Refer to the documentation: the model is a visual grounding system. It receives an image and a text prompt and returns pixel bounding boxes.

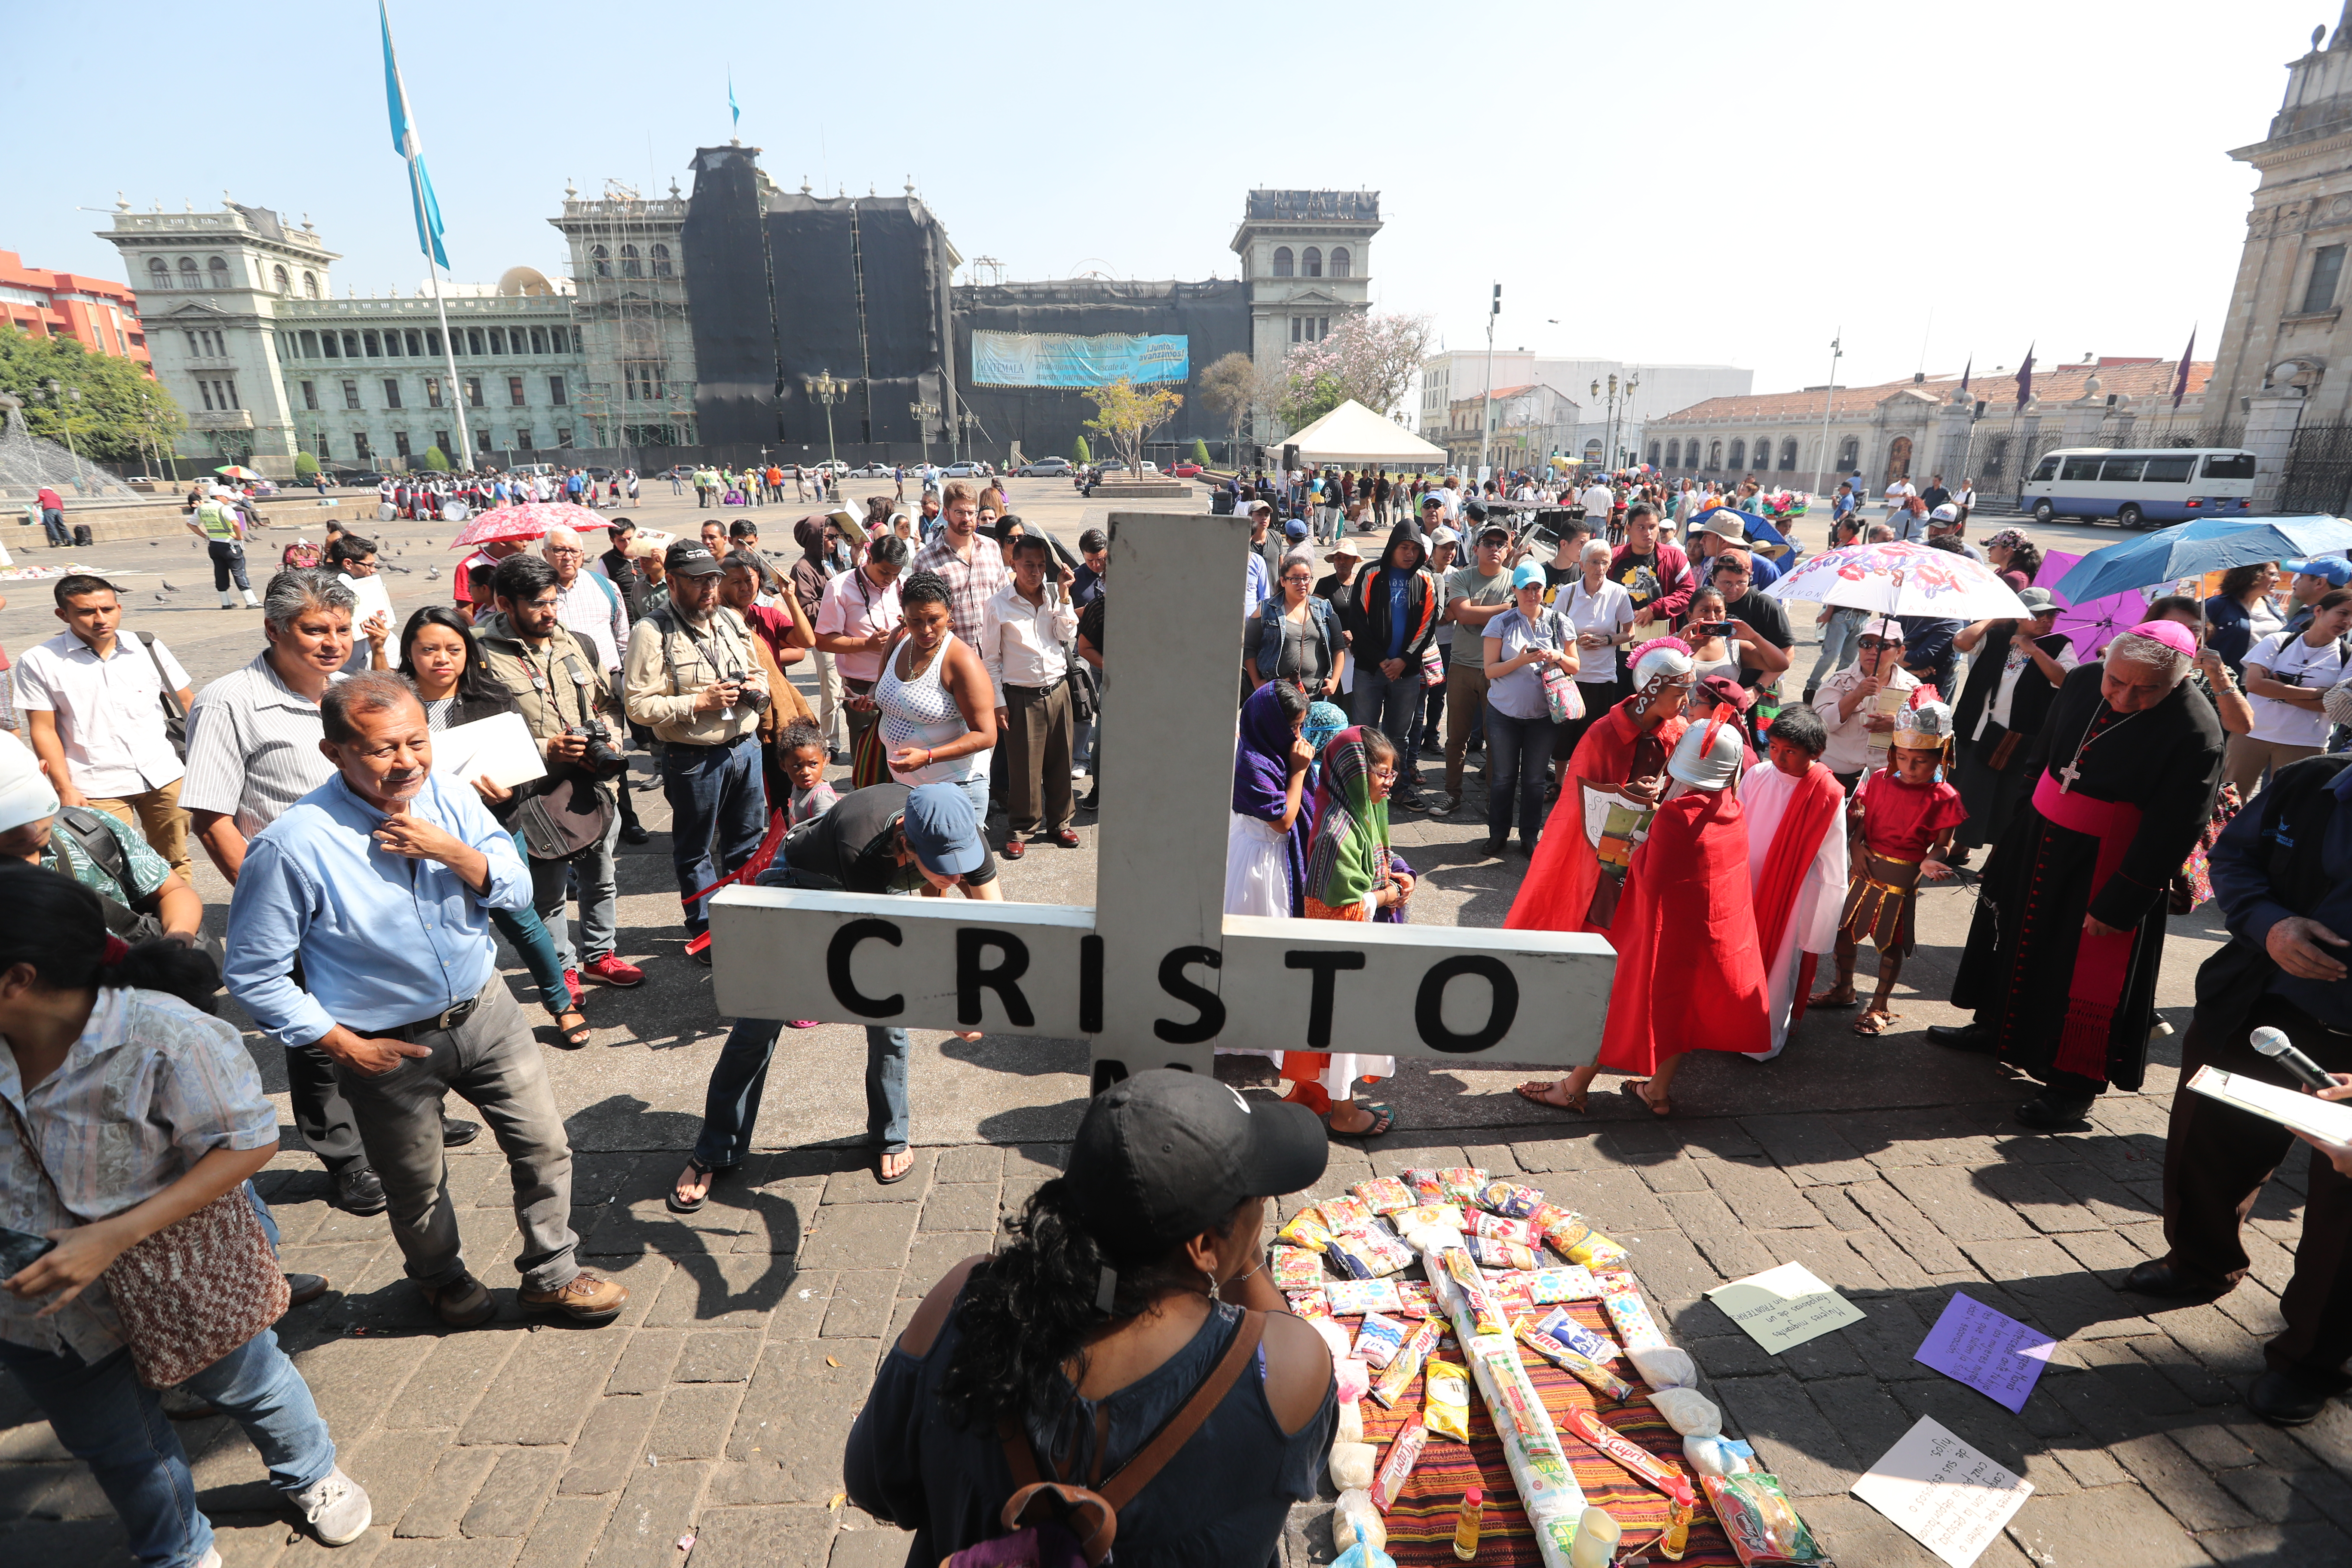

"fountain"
[0,393,141,503]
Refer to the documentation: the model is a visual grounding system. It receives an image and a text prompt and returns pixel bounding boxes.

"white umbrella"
[1765,541,2032,621]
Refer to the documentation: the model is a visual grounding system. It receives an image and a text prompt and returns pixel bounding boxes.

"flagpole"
[409,153,475,475]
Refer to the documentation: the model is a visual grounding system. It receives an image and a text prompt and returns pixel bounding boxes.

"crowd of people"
[9,458,2352,1562]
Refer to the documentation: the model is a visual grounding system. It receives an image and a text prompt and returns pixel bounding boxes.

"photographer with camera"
[625,543,772,954]
[475,554,646,997]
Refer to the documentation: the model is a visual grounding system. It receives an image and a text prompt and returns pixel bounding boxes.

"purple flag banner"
[2173,328,2196,410]
[2015,344,2035,411]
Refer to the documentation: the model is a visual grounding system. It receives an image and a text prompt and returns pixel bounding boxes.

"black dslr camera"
[567,719,631,780]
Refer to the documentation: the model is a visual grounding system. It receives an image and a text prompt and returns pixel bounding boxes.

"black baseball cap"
[1463,499,1489,523]
[664,542,724,577]
[1066,1070,1327,1259]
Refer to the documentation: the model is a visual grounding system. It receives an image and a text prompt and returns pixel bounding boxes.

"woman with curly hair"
[1981,529,2043,585]
[845,1070,1333,1566]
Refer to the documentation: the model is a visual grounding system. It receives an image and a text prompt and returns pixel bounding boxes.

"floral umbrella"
[1764,540,2032,620]
[448,500,607,549]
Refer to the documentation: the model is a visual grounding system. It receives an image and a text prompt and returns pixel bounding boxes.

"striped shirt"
[0,986,277,1357]
[180,652,347,840]
[912,530,1009,653]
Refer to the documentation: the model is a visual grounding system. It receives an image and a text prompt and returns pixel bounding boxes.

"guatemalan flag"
[381,0,449,270]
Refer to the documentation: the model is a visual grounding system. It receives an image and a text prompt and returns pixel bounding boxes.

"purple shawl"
[1234,683,1316,916]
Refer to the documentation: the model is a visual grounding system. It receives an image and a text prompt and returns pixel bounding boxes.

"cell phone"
[1695,621,1734,639]
[0,1224,57,1281]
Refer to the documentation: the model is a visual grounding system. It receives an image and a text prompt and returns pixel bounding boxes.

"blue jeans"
[661,734,767,936]
[529,806,619,968]
[1806,606,1865,692]
[1352,662,1423,791]
[693,1020,910,1163]
[42,507,69,546]
[1485,701,1560,848]
[0,1329,337,1568]
[492,829,571,1010]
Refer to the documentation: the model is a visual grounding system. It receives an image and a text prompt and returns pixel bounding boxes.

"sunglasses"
[1856,637,1898,650]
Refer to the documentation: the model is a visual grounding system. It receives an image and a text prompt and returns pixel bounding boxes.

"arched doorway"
[1885,436,1913,483]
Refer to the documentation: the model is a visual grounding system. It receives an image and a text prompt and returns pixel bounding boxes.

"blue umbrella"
[1690,507,1793,551]
[2050,515,2352,602]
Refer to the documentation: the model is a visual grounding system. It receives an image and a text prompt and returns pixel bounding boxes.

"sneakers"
[1426,795,1461,817]
[290,1465,372,1546]
[518,1271,628,1324]
[420,1271,496,1328]
[562,969,585,1007]
[583,954,644,988]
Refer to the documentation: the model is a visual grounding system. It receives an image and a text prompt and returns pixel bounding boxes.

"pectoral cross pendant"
[2058,761,2081,793]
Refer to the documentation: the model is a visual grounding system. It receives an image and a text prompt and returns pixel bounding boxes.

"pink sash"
[2030,770,2144,1078]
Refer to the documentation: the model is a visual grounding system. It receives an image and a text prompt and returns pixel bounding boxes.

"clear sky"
[8,0,2319,407]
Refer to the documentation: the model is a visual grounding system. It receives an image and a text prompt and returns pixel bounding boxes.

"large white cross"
[711,511,1616,1093]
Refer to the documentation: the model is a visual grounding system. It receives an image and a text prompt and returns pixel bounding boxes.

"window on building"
[353,432,371,461]
[178,257,199,287]
[1648,441,1662,467]
[1291,317,1302,343]
[549,375,567,406]
[2306,245,2346,314]
[303,271,319,299]
[650,243,673,276]
[1303,247,1323,278]
[426,377,443,408]
[619,244,642,278]
[314,434,331,460]
[1779,438,1798,471]
[466,376,483,407]
[530,326,548,355]
[343,331,361,358]
[343,380,361,410]
[404,330,423,357]
[1707,440,1723,470]
[147,258,169,289]
[1272,247,1293,278]
[1728,439,1746,470]
[184,331,199,355]
[514,428,534,450]
[273,265,290,295]
[1331,247,1351,279]
[468,328,484,355]
[207,256,229,288]
[1836,436,1859,470]
[321,331,340,359]
[1319,317,1329,339]
[197,381,214,412]
[384,378,403,410]
[487,328,505,355]
[301,380,318,411]
[590,245,610,278]
[394,431,412,459]
[555,428,572,447]
[299,330,317,357]
[474,428,490,453]
[1665,439,1681,468]
[222,380,239,408]
[435,431,452,456]
[426,330,442,355]
[508,376,526,407]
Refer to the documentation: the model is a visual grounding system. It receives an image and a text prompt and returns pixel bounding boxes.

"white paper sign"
[430,711,547,791]
[1705,1262,1866,1354]
[340,571,395,638]
[1851,1415,2034,1568]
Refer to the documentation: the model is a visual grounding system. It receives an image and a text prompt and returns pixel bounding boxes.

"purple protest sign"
[1913,1292,2057,1413]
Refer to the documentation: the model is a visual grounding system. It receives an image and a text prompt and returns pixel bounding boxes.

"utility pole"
[1810,330,1843,503]
[804,371,844,469]
[1476,282,1499,478]
[910,399,938,467]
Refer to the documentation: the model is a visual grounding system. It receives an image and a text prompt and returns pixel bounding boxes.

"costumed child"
[1738,706,1849,1061]
[1580,705,1774,1117]
[1810,690,1967,1036]
[1289,724,1408,1139]
[1511,636,1696,1112]
[1219,680,1317,1089]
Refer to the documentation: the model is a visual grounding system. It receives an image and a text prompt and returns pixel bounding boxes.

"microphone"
[2251,1026,2341,1092]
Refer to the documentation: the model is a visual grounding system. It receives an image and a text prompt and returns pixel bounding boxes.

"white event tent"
[1278,399,1448,468]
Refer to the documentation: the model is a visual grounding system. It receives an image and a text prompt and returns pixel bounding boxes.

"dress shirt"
[223,773,530,1050]
[0,986,276,1357]
[179,653,346,839]
[1242,552,1270,618]
[911,532,1009,651]
[980,580,1078,693]
[13,630,190,796]
[553,569,628,673]
[816,566,904,682]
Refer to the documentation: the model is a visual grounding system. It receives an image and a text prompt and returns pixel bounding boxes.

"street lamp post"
[957,410,979,466]
[910,400,938,467]
[803,371,844,470]
[1810,331,1843,503]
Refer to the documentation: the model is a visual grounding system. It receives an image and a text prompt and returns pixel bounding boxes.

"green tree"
[422,443,451,472]
[1191,437,1212,467]
[1081,377,1184,475]
[1277,372,1347,430]
[293,449,320,480]
[1195,351,1266,456]
[0,328,187,468]
[1070,434,1092,464]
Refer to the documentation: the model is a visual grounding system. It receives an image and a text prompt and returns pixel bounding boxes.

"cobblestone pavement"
[3,490,2340,1565]
[6,1089,2348,1568]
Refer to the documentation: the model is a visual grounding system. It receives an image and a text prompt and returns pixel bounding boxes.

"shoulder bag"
[135,633,188,761]
[3,1093,286,1388]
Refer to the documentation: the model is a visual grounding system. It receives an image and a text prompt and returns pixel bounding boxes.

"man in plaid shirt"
[910,481,1008,651]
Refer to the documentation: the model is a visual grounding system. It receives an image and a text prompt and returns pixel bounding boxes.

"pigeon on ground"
[426,567,441,581]
[160,581,178,592]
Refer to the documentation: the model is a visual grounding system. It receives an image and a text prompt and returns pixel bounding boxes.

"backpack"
[52,808,166,943]
[281,539,322,569]
[944,1310,1264,1568]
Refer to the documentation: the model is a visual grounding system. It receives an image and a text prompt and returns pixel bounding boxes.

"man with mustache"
[223,672,628,1330]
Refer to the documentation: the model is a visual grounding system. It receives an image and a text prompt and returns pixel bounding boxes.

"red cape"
[1596,787,1772,1072]
[1752,763,1845,964]
[1505,700,1690,935]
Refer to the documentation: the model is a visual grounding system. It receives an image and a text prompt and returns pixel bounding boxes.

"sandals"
[1853,1009,1900,1037]
[667,1157,738,1214]
[1514,1081,1589,1114]
[1624,1081,1673,1118]
[549,1007,592,1048]
[876,1149,914,1185]
[1807,986,1861,1012]
[1326,1102,1395,1140]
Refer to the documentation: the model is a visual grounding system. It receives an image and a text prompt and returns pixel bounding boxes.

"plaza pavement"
[0,481,2340,1565]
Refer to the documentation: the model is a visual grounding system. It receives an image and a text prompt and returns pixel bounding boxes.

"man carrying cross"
[1932,622,2226,1128]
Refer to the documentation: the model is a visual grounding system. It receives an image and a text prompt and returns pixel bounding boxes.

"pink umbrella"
[2040,550,2157,662]
[448,500,606,549]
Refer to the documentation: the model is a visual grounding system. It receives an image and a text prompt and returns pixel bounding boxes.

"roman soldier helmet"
[1667,705,1748,792]
[1890,688,1955,756]
[1629,637,1696,695]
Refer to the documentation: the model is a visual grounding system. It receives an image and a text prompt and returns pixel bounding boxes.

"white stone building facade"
[1231,191,1378,440]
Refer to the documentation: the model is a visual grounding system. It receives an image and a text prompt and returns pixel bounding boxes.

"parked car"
[850,461,896,477]
[1016,457,1072,476]
[659,464,697,480]
[813,459,851,477]
[584,466,615,481]
[942,461,982,478]
[1170,460,1203,478]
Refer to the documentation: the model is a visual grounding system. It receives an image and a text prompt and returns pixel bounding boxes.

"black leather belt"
[386,995,480,1040]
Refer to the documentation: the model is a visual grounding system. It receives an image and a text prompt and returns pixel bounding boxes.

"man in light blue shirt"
[224,672,629,1331]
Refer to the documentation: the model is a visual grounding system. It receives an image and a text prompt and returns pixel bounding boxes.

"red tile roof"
[1650,361,2213,425]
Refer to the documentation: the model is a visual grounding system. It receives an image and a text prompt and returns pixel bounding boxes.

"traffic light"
[1491,284,1501,316]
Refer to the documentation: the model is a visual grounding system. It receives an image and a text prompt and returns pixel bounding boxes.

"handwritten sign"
[1704,1262,1865,1354]
[1913,1292,2056,1412]
[1851,1415,2034,1568]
